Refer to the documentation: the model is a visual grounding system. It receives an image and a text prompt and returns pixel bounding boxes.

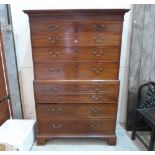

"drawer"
[35,93,119,103]
[33,47,120,62]
[34,81,120,93]
[37,118,116,135]
[37,103,117,118]
[34,62,119,80]
[31,33,121,47]
[30,21,122,35]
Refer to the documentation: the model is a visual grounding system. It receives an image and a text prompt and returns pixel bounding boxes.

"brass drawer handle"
[90,124,101,128]
[91,67,104,74]
[94,36,104,43]
[49,67,60,73]
[94,24,106,31]
[48,51,61,58]
[92,84,103,91]
[50,95,61,101]
[51,124,62,129]
[90,107,102,113]
[48,24,59,31]
[92,51,104,57]
[92,95,103,101]
[48,36,58,44]
[51,107,62,112]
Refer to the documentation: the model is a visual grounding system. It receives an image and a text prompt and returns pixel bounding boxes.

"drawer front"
[35,93,118,103]
[35,94,78,103]
[37,103,117,118]
[33,47,120,62]
[30,21,122,35]
[31,33,120,47]
[34,62,119,80]
[38,118,115,135]
[34,81,120,93]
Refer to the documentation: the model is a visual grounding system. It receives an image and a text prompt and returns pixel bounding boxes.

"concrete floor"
[31,124,142,151]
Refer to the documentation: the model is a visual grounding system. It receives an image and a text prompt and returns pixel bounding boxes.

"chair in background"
[131,81,155,151]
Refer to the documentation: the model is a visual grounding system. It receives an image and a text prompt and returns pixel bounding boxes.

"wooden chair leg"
[148,129,155,151]
[131,112,138,140]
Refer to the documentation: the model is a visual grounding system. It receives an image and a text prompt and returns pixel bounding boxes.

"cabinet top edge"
[23,9,129,16]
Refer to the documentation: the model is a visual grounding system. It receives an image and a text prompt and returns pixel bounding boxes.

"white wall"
[10,2,131,123]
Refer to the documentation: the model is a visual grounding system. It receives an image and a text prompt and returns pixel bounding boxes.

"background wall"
[10,2,131,123]
[0,4,23,119]
[127,4,155,129]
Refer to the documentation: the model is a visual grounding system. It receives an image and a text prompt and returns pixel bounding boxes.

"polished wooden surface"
[38,118,115,135]
[33,47,120,62]
[30,21,122,35]
[25,9,128,145]
[24,9,129,21]
[34,81,120,93]
[37,103,117,118]
[34,62,119,80]
[35,93,119,103]
[32,33,121,47]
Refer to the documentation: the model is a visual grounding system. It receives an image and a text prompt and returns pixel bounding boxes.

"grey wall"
[0,4,23,118]
[127,4,155,130]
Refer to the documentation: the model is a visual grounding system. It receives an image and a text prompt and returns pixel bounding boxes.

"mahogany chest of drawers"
[24,9,128,145]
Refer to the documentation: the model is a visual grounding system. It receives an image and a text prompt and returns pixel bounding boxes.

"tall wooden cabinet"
[24,9,128,145]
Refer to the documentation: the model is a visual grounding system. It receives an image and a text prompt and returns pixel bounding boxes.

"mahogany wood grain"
[24,9,129,145]
[35,93,119,103]
[32,47,120,62]
[34,62,119,80]
[37,103,117,118]
[34,81,120,93]
[30,21,122,35]
[37,118,116,135]
[31,33,121,47]
[24,9,129,21]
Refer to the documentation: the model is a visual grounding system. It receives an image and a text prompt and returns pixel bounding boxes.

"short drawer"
[37,103,117,118]
[35,93,119,103]
[30,21,122,35]
[37,118,116,135]
[32,47,120,62]
[31,33,121,47]
[34,81,120,93]
[34,62,119,80]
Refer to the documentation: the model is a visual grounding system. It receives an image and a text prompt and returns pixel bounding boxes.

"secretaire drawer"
[30,21,122,35]
[31,33,121,47]
[34,62,119,80]
[32,47,120,62]
[37,118,116,135]
[37,103,117,118]
[34,81,120,93]
[35,93,119,103]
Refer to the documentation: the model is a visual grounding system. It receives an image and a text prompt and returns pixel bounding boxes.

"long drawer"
[35,93,119,103]
[38,118,116,135]
[34,81,120,93]
[32,47,120,62]
[34,62,119,80]
[37,103,117,118]
[30,21,122,35]
[31,33,121,47]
